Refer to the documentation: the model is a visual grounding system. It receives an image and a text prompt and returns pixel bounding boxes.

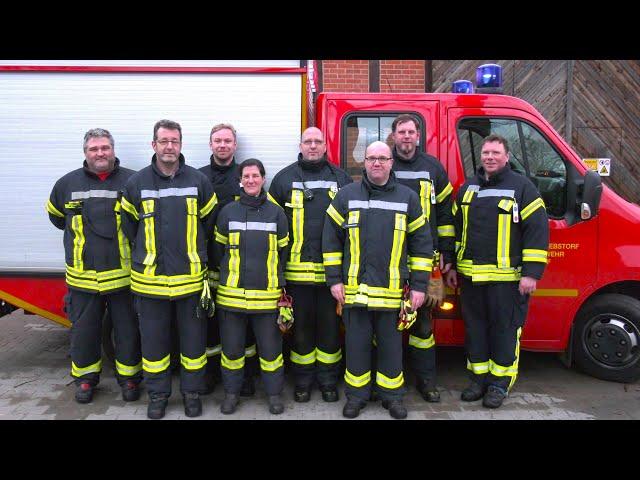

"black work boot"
[240,376,256,397]
[482,385,507,409]
[416,379,440,403]
[382,399,408,419]
[268,394,285,414]
[220,393,239,415]
[342,399,366,419]
[294,385,311,403]
[121,380,141,402]
[183,392,202,417]
[320,385,339,403]
[75,382,94,404]
[147,394,168,420]
[461,381,486,402]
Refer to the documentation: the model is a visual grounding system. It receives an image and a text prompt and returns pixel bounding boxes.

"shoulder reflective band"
[394,171,430,180]
[477,189,515,198]
[228,221,278,232]
[462,185,479,204]
[290,190,305,263]
[71,215,85,270]
[186,198,201,275]
[520,198,546,221]
[267,234,279,289]
[46,200,64,217]
[389,213,407,290]
[291,180,338,190]
[348,200,408,212]
[141,187,198,198]
[347,210,361,286]
[227,232,241,287]
[71,190,119,199]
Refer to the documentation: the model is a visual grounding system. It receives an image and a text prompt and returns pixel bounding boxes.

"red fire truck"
[1,61,638,383]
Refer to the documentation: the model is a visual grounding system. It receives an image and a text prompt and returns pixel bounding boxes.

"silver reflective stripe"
[394,171,430,180]
[477,189,515,198]
[228,221,277,232]
[468,185,480,192]
[347,200,408,212]
[141,187,198,199]
[292,181,338,190]
[71,190,118,200]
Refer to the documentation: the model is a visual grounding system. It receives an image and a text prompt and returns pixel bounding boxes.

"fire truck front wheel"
[573,293,640,383]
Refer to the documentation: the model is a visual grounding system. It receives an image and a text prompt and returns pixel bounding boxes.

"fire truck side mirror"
[580,170,602,220]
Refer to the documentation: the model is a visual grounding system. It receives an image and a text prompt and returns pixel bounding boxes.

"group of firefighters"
[46,114,549,420]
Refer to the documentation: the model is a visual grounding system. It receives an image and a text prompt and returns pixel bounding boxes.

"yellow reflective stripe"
[186,198,201,276]
[452,201,458,216]
[284,271,326,283]
[206,344,222,357]
[389,213,406,290]
[46,200,64,217]
[214,227,228,244]
[216,285,281,310]
[267,191,281,208]
[260,353,284,372]
[130,269,205,285]
[520,198,546,221]
[278,235,289,248]
[347,210,360,286]
[142,200,157,276]
[466,359,490,375]
[497,211,511,269]
[227,231,241,287]
[345,295,402,309]
[290,349,316,365]
[408,256,432,272]
[419,180,430,220]
[509,327,522,391]
[286,261,325,272]
[245,344,257,358]
[143,354,171,374]
[316,347,342,365]
[523,249,548,263]
[71,215,85,270]
[217,285,282,299]
[457,204,470,265]
[290,190,305,263]
[457,258,473,277]
[221,352,245,370]
[407,214,425,233]
[489,359,518,377]
[115,204,132,271]
[326,203,345,226]
[71,359,102,377]
[376,371,404,389]
[267,234,279,289]
[120,195,139,221]
[462,187,476,203]
[199,192,218,219]
[322,252,343,266]
[131,270,204,298]
[436,182,453,204]
[408,334,435,349]
[115,360,142,377]
[470,264,521,282]
[438,224,455,238]
[344,369,371,388]
[181,352,207,371]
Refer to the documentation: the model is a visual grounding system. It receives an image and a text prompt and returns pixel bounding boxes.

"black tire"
[573,293,640,383]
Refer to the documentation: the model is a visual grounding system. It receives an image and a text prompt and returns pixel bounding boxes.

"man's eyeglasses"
[156,140,181,146]
[364,156,392,163]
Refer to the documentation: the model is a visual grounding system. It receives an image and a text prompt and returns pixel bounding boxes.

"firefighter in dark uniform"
[120,120,218,419]
[46,128,141,404]
[213,158,289,415]
[268,127,352,403]
[445,134,549,408]
[323,141,433,419]
[390,114,455,403]
[198,123,258,397]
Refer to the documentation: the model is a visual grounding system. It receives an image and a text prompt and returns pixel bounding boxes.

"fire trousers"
[343,307,405,402]
[206,311,258,381]
[460,278,528,392]
[136,294,207,397]
[288,284,342,389]
[218,309,284,396]
[67,288,141,387]
[407,305,437,385]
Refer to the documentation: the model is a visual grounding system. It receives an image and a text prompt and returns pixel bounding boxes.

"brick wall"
[319,60,425,92]
[380,60,425,92]
[321,60,369,92]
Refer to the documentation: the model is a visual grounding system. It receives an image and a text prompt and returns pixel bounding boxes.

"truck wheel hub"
[585,316,639,367]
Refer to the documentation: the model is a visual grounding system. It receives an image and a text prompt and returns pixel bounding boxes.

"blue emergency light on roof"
[475,63,504,94]
[452,80,474,93]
